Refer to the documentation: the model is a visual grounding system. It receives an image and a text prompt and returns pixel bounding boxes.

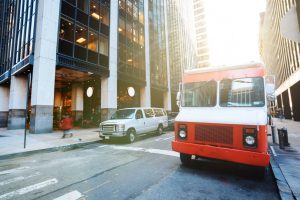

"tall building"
[0,0,179,133]
[193,0,209,68]
[260,0,300,121]
[166,0,197,110]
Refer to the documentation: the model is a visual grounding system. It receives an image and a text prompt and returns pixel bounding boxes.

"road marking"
[270,146,277,156]
[83,180,111,194]
[97,145,108,148]
[0,172,41,186]
[53,190,83,200]
[155,136,174,142]
[0,166,30,175]
[112,146,179,157]
[0,178,58,200]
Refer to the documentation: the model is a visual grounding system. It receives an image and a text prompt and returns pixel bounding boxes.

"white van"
[99,107,168,143]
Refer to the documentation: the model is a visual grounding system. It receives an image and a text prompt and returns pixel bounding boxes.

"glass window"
[220,77,265,107]
[99,35,108,56]
[154,109,164,117]
[111,109,135,119]
[100,6,109,26]
[75,25,87,47]
[135,110,144,119]
[59,18,74,42]
[144,109,155,118]
[88,31,99,52]
[90,0,100,20]
[77,0,88,13]
[182,81,217,107]
[61,1,75,18]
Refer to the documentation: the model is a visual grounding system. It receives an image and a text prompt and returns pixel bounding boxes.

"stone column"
[101,0,118,121]
[140,0,151,107]
[163,0,172,112]
[30,0,60,133]
[8,76,28,129]
[71,83,83,121]
[0,85,10,127]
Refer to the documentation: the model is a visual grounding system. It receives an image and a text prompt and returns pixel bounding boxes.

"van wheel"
[180,153,192,166]
[157,124,164,135]
[127,129,136,143]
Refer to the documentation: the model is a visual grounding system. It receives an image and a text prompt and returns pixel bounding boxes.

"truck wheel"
[127,129,136,143]
[157,124,164,135]
[255,166,267,179]
[180,153,192,166]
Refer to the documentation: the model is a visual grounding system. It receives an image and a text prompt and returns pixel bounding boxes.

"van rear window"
[154,109,164,117]
[144,109,155,118]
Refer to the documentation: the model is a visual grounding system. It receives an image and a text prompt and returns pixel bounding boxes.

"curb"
[269,147,295,200]
[0,140,101,161]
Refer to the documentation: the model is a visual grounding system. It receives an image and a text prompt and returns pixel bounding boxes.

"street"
[0,131,279,200]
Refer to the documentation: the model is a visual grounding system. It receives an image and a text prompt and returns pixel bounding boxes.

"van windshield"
[220,77,265,107]
[111,109,135,119]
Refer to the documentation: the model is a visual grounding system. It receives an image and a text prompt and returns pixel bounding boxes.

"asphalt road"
[0,131,279,200]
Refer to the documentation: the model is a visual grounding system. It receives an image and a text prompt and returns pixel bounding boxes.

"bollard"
[282,127,290,147]
[271,125,276,144]
[277,128,285,150]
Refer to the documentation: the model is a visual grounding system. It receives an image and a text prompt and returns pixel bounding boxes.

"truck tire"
[126,129,136,143]
[180,153,192,166]
[157,124,164,135]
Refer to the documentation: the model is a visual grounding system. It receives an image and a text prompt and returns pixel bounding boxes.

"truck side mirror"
[265,75,275,101]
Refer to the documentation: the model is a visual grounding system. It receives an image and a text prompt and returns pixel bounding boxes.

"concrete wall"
[30,0,60,133]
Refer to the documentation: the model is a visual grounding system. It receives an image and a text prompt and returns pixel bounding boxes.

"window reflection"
[60,18,74,42]
[99,35,108,56]
[100,6,110,25]
[75,26,87,47]
[77,0,88,13]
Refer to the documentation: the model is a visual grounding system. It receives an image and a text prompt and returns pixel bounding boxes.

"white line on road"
[97,145,108,148]
[53,190,83,200]
[270,146,277,157]
[0,178,58,200]
[112,146,179,157]
[0,172,41,186]
[0,166,30,175]
[83,180,111,194]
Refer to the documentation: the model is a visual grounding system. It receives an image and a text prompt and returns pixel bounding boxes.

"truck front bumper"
[172,141,270,167]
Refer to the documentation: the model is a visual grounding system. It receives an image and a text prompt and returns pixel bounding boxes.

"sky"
[205,0,266,66]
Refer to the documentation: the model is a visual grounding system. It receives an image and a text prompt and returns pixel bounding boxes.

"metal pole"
[24,72,32,149]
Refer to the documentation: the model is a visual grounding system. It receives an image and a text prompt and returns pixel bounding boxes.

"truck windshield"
[182,81,217,107]
[111,109,135,119]
[220,77,265,107]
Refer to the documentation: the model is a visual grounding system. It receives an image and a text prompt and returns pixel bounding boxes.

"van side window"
[154,109,164,117]
[135,110,143,119]
[144,109,155,118]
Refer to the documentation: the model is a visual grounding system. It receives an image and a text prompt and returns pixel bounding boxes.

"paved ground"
[268,118,300,200]
[0,128,100,157]
[0,132,279,200]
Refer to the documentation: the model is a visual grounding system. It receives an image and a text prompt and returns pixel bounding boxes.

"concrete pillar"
[0,85,10,127]
[8,76,28,129]
[288,88,293,119]
[140,0,151,107]
[30,0,60,133]
[163,0,171,112]
[71,83,83,121]
[101,0,118,121]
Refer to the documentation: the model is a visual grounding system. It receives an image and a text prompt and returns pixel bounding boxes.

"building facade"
[0,0,178,133]
[193,0,209,68]
[260,0,300,121]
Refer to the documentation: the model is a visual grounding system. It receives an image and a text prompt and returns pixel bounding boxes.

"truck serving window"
[220,77,265,107]
[182,81,217,107]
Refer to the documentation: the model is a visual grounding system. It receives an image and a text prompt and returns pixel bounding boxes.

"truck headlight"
[117,124,125,132]
[178,124,187,139]
[243,128,257,148]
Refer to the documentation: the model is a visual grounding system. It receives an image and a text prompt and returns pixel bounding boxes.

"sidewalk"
[0,128,101,159]
[269,118,300,200]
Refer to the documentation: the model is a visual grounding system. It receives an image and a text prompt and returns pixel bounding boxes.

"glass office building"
[0,0,180,133]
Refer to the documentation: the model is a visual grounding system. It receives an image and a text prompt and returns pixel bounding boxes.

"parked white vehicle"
[99,107,168,143]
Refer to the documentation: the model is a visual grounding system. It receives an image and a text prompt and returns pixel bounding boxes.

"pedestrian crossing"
[0,165,83,200]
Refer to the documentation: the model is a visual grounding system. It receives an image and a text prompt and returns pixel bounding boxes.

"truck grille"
[195,125,233,146]
[102,125,115,132]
